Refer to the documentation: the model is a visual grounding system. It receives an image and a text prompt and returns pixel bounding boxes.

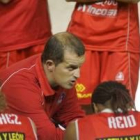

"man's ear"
[45,60,55,72]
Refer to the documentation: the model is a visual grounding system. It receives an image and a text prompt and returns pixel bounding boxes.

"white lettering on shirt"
[108,115,136,129]
[77,0,117,17]
[96,0,117,7]
[0,114,22,125]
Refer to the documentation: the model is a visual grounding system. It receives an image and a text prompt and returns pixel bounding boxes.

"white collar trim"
[101,108,113,113]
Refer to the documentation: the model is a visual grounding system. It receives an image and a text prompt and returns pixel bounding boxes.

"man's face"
[51,50,85,89]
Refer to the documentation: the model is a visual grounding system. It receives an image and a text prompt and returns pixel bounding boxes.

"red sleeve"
[0,67,85,140]
[53,87,85,127]
[1,77,64,140]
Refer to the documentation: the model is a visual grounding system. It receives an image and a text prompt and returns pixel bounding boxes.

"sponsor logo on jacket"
[75,84,92,99]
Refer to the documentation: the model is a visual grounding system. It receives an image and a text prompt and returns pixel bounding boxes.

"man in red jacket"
[0,32,86,140]
[64,81,140,140]
[0,91,38,140]
[0,0,52,70]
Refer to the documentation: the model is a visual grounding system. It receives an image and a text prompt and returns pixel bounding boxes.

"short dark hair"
[92,81,135,115]
[41,32,85,65]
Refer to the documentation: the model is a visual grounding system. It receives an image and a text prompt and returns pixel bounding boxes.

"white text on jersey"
[108,115,136,129]
[0,114,22,125]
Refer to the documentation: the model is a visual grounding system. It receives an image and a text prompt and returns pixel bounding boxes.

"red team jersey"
[0,0,51,52]
[67,1,140,104]
[76,110,140,140]
[68,1,139,52]
[0,113,37,140]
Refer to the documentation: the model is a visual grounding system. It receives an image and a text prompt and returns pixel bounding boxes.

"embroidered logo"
[57,92,66,104]
[75,84,85,93]
[115,72,124,81]
[75,84,92,99]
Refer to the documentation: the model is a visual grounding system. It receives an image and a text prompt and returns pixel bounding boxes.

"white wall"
[48,0,75,34]
[48,0,140,111]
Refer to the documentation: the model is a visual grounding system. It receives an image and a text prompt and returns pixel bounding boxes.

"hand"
[0,0,11,4]
[117,0,140,3]
[66,0,103,3]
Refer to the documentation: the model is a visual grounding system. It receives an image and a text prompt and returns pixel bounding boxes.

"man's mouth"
[70,80,76,85]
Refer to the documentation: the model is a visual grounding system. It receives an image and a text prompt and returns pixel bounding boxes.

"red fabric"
[67,2,140,52]
[75,51,140,104]
[77,111,140,140]
[0,113,37,140]
[0,44,45,70]
[0,54,85,140]
[0,0,51,52]
[67,1,140,105]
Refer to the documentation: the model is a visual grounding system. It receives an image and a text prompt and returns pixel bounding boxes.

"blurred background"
[48,0,140,111]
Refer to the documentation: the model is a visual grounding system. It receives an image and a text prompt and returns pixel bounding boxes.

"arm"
[66,0,103,3]
[116,0,140,3]
[27,118,38,139]
[52,88,85,127]
[64,121,77,140]
[28,118,37,136]
[2,83,64,140]
[0,0,11,4]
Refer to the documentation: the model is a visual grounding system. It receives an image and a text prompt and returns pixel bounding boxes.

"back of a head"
[41,32,85,65]
[92,81,135,115]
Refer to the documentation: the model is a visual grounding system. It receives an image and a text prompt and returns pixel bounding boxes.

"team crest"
[57,92,66,104]
[115,72,124,81]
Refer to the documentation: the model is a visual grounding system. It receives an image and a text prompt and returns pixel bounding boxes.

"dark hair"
[92,81,135,115]
[0,91,6,112]
[41,32,85,65]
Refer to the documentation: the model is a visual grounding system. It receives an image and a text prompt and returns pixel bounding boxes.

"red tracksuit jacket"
[0,54,85,140]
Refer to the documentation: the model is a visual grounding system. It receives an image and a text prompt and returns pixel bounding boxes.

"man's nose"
[74,68,80,78]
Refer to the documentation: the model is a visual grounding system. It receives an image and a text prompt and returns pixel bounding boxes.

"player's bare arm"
[64,121,77,140]
[0,0,11,4]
